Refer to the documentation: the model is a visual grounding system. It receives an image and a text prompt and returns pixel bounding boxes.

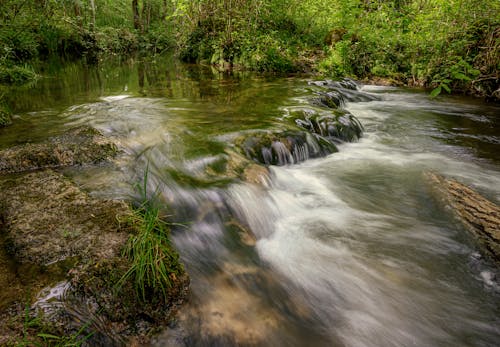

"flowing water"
[1,56,500,346]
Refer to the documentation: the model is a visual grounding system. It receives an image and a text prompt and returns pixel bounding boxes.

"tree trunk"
[89,0,96,32]
[132,0,141,31]
[427,172,500,263]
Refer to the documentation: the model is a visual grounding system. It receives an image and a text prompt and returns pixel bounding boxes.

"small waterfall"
[236,130,338,166]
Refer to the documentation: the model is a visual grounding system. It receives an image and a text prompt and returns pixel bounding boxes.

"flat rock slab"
[0,170,131,265]
[0,127,117,174]
[426,172,500,263]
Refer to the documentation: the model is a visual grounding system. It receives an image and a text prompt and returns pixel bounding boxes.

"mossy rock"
[65,256,189,343]
[0,126,118,174]
[290,108,364,143]
[0,170,131,265]
[234,130,338,166]
[309,79,380,103]
[309,78,358,90]
[310,90,345,109]
[0,169,190,344]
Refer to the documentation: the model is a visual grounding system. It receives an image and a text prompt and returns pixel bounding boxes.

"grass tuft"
[117,166,184,303]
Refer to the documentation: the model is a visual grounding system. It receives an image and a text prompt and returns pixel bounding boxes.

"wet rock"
[290,108,364,143]
[426,172,500,264]
[234,130,338,166]
[309,78,358,90]
[309,78,380,104]
[223,149,271,185]
[0,170,130,265]
[0,169,190,345]
[66,256,189,345]
[310,90,345,108]
[0,126,118,174]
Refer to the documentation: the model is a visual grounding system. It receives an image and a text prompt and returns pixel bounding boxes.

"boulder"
[290,108,364,143]
[0,127,117,174]
[234,130,338,166]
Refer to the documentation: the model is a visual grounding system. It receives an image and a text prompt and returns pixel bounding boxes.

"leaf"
[442,83,451,93]
[37,333,61,340]
[452,72,470,81]
[430,86,442,98]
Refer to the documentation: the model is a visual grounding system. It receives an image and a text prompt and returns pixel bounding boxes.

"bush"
[0,64,37,85]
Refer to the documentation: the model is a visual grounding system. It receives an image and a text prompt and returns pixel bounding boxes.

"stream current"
[1,57,499,346]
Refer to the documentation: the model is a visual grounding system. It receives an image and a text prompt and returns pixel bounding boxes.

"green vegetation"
[117,169,184,303]
[14,302,93,347]
[0,0,498,98]
[0,98,11,127]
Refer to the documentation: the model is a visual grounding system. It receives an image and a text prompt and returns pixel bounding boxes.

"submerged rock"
[223,149,271,185]
[234,130,338,166]
[0,126,118,174]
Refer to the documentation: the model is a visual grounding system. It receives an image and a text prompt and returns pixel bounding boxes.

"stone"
[0,126,118,174]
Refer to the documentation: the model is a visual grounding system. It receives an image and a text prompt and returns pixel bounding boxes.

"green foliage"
[314,0,498,96]
[117,168,184,303]
[0,64,38,85]
[0,0,497,96]
[0,98,12,126]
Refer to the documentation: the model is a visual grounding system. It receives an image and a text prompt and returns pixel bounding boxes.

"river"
[1,56,499,346]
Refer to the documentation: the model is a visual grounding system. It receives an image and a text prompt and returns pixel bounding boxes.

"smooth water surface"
[1,56,499,346]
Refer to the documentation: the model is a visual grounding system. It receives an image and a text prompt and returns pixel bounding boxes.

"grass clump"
[117,169,185,303]
[14,302,93,347]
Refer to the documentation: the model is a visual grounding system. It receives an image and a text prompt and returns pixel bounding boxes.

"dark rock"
[0,126,118,174]
[309,78,358,90]
[291,108,364,143]
[234,130,338,166]
[309,78,380,104]
[310,90,345,108]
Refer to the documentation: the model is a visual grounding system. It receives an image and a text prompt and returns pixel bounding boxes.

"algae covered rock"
[291,108,364,143]
[309,78,379,103]
[0,170,130,265]
[0,126,118,174]
[234,130,338,166]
